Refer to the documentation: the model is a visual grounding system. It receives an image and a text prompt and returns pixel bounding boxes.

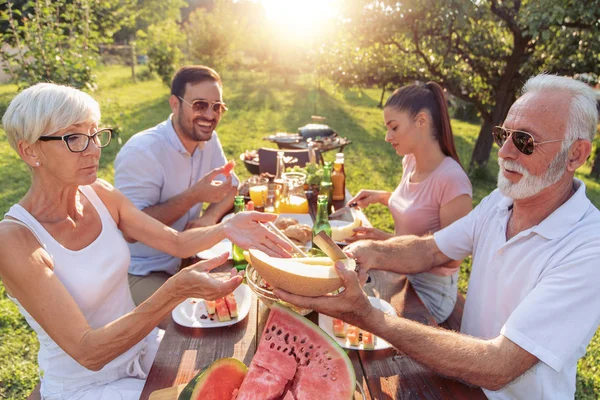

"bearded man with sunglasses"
[276,74,600,399]
[115,66,240,307]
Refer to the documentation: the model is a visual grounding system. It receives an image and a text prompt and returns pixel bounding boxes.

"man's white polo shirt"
[434,179,600,399]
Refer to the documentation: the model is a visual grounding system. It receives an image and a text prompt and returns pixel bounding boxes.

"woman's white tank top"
[4,185,152,398]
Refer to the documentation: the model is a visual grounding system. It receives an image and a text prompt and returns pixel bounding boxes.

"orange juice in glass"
[248,176,268,208]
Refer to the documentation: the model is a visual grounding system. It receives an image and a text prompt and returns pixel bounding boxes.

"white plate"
[172,284,253,328]
[318,297,396,350]
[196,213,235,260]
[196,238,232,260]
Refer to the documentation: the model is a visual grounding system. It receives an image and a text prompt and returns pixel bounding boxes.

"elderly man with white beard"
[274,74,600,399]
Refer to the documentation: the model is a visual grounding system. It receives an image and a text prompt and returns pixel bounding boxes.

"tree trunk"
[469,95,514,172]
[591,150,600,178]
[469,33,528,171]
[130,42,137,83]
[378,84,387,108]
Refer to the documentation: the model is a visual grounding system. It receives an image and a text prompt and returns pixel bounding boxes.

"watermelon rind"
[178,357,247,400]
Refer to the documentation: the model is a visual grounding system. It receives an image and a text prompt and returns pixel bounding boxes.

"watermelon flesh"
[225,293,239,318]
[205,300,216,315]
[215,298,231,322]
[178,358,247,400]
[235,304,355,400]
[332,318,346,338]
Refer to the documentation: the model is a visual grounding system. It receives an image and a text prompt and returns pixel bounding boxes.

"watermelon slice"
[235,304,355,400]
[225,293,238,318]
[205,300,216,315]
[362,331,375,350]
[346,326,359,347]
[178,357,247,400]
[332,318,346,338]
[215,298,231,322]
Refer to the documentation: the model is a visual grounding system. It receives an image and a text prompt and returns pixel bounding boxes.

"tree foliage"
[137,20,184,86]
[183,0,245,71]
[0,0,101,89]
[326,0,600,170]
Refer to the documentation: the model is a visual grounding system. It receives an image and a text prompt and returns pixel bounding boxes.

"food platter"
[318,297,396,350]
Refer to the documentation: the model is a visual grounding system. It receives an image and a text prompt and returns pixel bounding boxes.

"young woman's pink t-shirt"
[388,154,472,276]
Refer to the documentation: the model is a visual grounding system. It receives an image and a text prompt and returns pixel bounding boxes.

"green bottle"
[319,161,333,212]
[312,195,332,249]
[232,195,247,270]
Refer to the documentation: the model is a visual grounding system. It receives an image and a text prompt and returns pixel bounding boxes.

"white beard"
[497,149,569,200]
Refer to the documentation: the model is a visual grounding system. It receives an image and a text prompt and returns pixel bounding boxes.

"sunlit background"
[259,0,341,43]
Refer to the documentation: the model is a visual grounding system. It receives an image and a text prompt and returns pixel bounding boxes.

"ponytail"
[425,82,462,168]
[385,81,462,168]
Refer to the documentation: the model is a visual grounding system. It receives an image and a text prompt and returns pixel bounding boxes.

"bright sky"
[260,0,340,42]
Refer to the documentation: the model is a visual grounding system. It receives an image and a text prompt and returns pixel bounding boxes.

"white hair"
[2,83,101,153]
[522,74,598,148]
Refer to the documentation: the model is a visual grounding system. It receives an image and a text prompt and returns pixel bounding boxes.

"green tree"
[333,0,600,170]
[0,0,100,89]
[183,0,245,71]
[0,0,138,89]
[136,20,184,86]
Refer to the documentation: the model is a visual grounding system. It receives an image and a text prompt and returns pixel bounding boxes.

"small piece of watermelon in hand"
[222,160,235,176]
[224,293,238,318]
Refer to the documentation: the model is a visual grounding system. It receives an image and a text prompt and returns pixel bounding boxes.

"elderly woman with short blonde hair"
[0,83,290,400]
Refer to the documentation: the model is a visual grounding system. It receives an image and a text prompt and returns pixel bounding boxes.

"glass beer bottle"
[320,161,333,212]
[312,195,332,249]
[232,196,247,270]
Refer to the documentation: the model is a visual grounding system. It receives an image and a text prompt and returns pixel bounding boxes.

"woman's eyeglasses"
[178,96,228,115]
[38,128,112,153]
[492,126,563,155]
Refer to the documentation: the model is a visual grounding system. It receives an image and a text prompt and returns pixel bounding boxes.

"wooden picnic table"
[140,193,486,400]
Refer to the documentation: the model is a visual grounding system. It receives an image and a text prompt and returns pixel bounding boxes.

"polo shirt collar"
[496,178,590,240]
[165,114,206,156]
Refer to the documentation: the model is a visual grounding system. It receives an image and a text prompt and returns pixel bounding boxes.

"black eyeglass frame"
[38,128,113,153]
[177,96,228,115]
[492,126,563,156]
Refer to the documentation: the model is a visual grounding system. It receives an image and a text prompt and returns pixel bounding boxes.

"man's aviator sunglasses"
[178,96,228,115]
[492,126,563,156]
[38,128,112,153]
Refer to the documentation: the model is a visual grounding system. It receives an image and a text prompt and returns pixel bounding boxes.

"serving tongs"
[261,221,308,257]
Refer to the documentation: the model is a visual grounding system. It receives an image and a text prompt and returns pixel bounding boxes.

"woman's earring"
[35,161,40,167]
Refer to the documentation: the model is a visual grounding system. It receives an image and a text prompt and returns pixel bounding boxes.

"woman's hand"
[344,226,393,242]
[347,190,390,208]
[224,211,293,257]
[173,253,243,300]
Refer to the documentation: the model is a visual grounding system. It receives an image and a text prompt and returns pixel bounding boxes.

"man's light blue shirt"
[114,115,238,276]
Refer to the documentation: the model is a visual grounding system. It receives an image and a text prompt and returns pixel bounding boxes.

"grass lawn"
[0,66,599,398]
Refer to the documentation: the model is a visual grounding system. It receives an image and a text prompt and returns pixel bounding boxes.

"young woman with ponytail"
[346,81,472,323]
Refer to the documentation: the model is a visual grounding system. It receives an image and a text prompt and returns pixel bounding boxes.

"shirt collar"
[165,114,206,156]
[496,178,590,240]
